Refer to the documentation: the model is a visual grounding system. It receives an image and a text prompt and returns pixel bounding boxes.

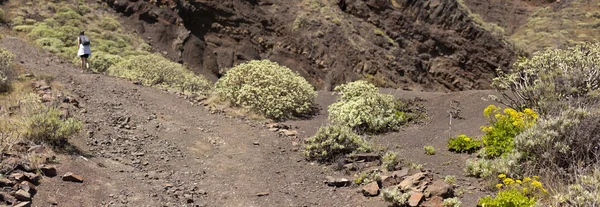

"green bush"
[445,175,457,185]
[382,187,411,206]
[24,107,82,147]
[0,47,15,93]
[480,105,538,159]
[424,146,435,155]
[382,151,399,171]
[328,80,406,133]
[215,59,317,120]
[477,175,546,207]
[443,197,462,207]
[355,170,381,185]
[98,17,120,31]
[491,43,600,115]
[303,125,372,161]
[552,169,600,207]
[448,134,481,153]
[72,51,124,73]
[107,54,211,96]
[514,108,600,176]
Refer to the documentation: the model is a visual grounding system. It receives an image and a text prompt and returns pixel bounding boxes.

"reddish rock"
[422,196,444,207]
[399,172,427,190]
[408,192,424,207]
[62,172,83,183]
[361,182,380,196]
[425,180,454,198]
[381,175,399,188]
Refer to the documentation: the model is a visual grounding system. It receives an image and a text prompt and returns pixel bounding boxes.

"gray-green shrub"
[514,108,600,177]
[491,43,600,115]
[0,47,15,93]
[24,107,82,147]
[382,151,399,171]
[328,80,405,133]
[382,187,411,206]
[303,125,372,161]
[552,169,600,207]
[215,59,317,120]
[107,54,211,96]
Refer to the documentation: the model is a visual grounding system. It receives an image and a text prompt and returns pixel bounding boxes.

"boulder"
[425,180,454,198]
[13,189,31,201]
[361,182,380,196]
[0,178,15,187]
[40,165,57,177]
[399,172,427,190]
[62,172,83,183]
[381,175,399,188]
[324,176,351,187]
[408,192,424,207]
[422,196,444,207]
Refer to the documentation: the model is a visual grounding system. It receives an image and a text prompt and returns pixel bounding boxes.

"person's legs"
[80,56,85,70]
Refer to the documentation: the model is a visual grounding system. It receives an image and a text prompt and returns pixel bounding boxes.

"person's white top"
[77,37,91,56]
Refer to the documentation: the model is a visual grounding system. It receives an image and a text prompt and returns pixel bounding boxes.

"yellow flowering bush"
[328,80,406,133]
[215,60,317,120]
[480,105,538,158]
[303,125,372,161]
[448,134,482,153]
[490,43,600,115]
[478,174,546,207]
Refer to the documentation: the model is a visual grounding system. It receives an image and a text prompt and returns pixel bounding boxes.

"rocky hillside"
[104,0,515,91]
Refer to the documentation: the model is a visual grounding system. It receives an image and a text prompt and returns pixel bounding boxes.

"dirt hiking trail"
[1,36,494,206]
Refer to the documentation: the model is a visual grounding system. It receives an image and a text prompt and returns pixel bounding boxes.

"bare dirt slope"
[0,37,386,207]
[1,36,497,206]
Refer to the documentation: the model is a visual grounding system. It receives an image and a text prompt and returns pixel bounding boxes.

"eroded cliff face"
[104,0,515,91]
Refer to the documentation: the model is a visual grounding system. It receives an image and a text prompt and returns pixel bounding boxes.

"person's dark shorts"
[79,54,89,58]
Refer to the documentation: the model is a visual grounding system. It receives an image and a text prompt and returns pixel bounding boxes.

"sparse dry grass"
[511,0,600,54]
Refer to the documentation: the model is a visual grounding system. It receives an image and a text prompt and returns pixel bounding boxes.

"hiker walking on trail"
[77,31,91,71]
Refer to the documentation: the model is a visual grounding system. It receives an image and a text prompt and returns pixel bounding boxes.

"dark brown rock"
[23,173,41,184]
[381,175,399,188]
[0,178,15,187]
[18,181,37,194]
[13,189,31,201]
[40,165,57,177]
[347,153,380,162]
[62,172,83,183]
[10,173,25,181]
[425,180,454,198]
[361,182,380,196]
